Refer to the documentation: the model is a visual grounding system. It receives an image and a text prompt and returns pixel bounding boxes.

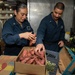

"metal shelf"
[0,10,13,23]
[0,10,13,14]
[0,16,12,19]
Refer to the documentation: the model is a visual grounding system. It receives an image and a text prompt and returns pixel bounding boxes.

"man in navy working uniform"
[35,2,65,75]
[35,2,65,53]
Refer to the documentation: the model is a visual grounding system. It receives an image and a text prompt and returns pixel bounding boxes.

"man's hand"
[58,40,64,47]
[35,44,45,52]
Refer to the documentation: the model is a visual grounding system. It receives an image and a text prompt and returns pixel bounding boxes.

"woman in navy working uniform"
[2,1,36,56]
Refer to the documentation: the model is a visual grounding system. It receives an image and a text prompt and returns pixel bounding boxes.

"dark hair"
[15,1,27,12]
[54,2,65,10]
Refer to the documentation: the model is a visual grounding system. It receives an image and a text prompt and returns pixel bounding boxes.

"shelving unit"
[0,10,13,53]
[0,10,13,14]
[0,10,13,23]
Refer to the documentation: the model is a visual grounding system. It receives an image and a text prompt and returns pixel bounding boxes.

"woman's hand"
[19,32,36,41]
[29,37,36,46]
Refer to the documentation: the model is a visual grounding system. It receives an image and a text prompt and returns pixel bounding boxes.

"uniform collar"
[49,12,61,26]
[49,12,56,22]
[12,16,19,26]
[12,16,27,28]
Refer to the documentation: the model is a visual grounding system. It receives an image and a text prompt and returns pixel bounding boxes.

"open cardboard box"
[14,47,46,75]
[59,46,75,73]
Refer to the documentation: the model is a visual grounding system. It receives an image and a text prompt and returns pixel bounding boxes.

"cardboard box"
[14,47,46,75]
[59,46,75,74]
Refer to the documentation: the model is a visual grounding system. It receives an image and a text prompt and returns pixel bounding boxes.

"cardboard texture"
[59,47,75,73]
[0,55,48,75]
[16,70,49,75]
[16,69,61,75]
[0,55,61,75]
[14,47,46,75]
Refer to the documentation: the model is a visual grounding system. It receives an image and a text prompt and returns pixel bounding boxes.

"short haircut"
[54,2,65,10]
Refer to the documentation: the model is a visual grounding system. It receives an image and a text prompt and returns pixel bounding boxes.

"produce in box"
[18,48,45,65]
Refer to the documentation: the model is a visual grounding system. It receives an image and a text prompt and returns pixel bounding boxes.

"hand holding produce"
[18,48,46,65]
[29,37,36,46]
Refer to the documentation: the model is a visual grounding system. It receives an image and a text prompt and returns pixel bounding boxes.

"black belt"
[43,41,58,45]
[6,44,23,48]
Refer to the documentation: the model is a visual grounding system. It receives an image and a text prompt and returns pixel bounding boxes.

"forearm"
[2,34,20,44]
[36,34,44,45]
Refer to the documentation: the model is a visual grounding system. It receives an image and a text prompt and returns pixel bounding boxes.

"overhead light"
[4,4,9,6]
[0,1,3,4]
